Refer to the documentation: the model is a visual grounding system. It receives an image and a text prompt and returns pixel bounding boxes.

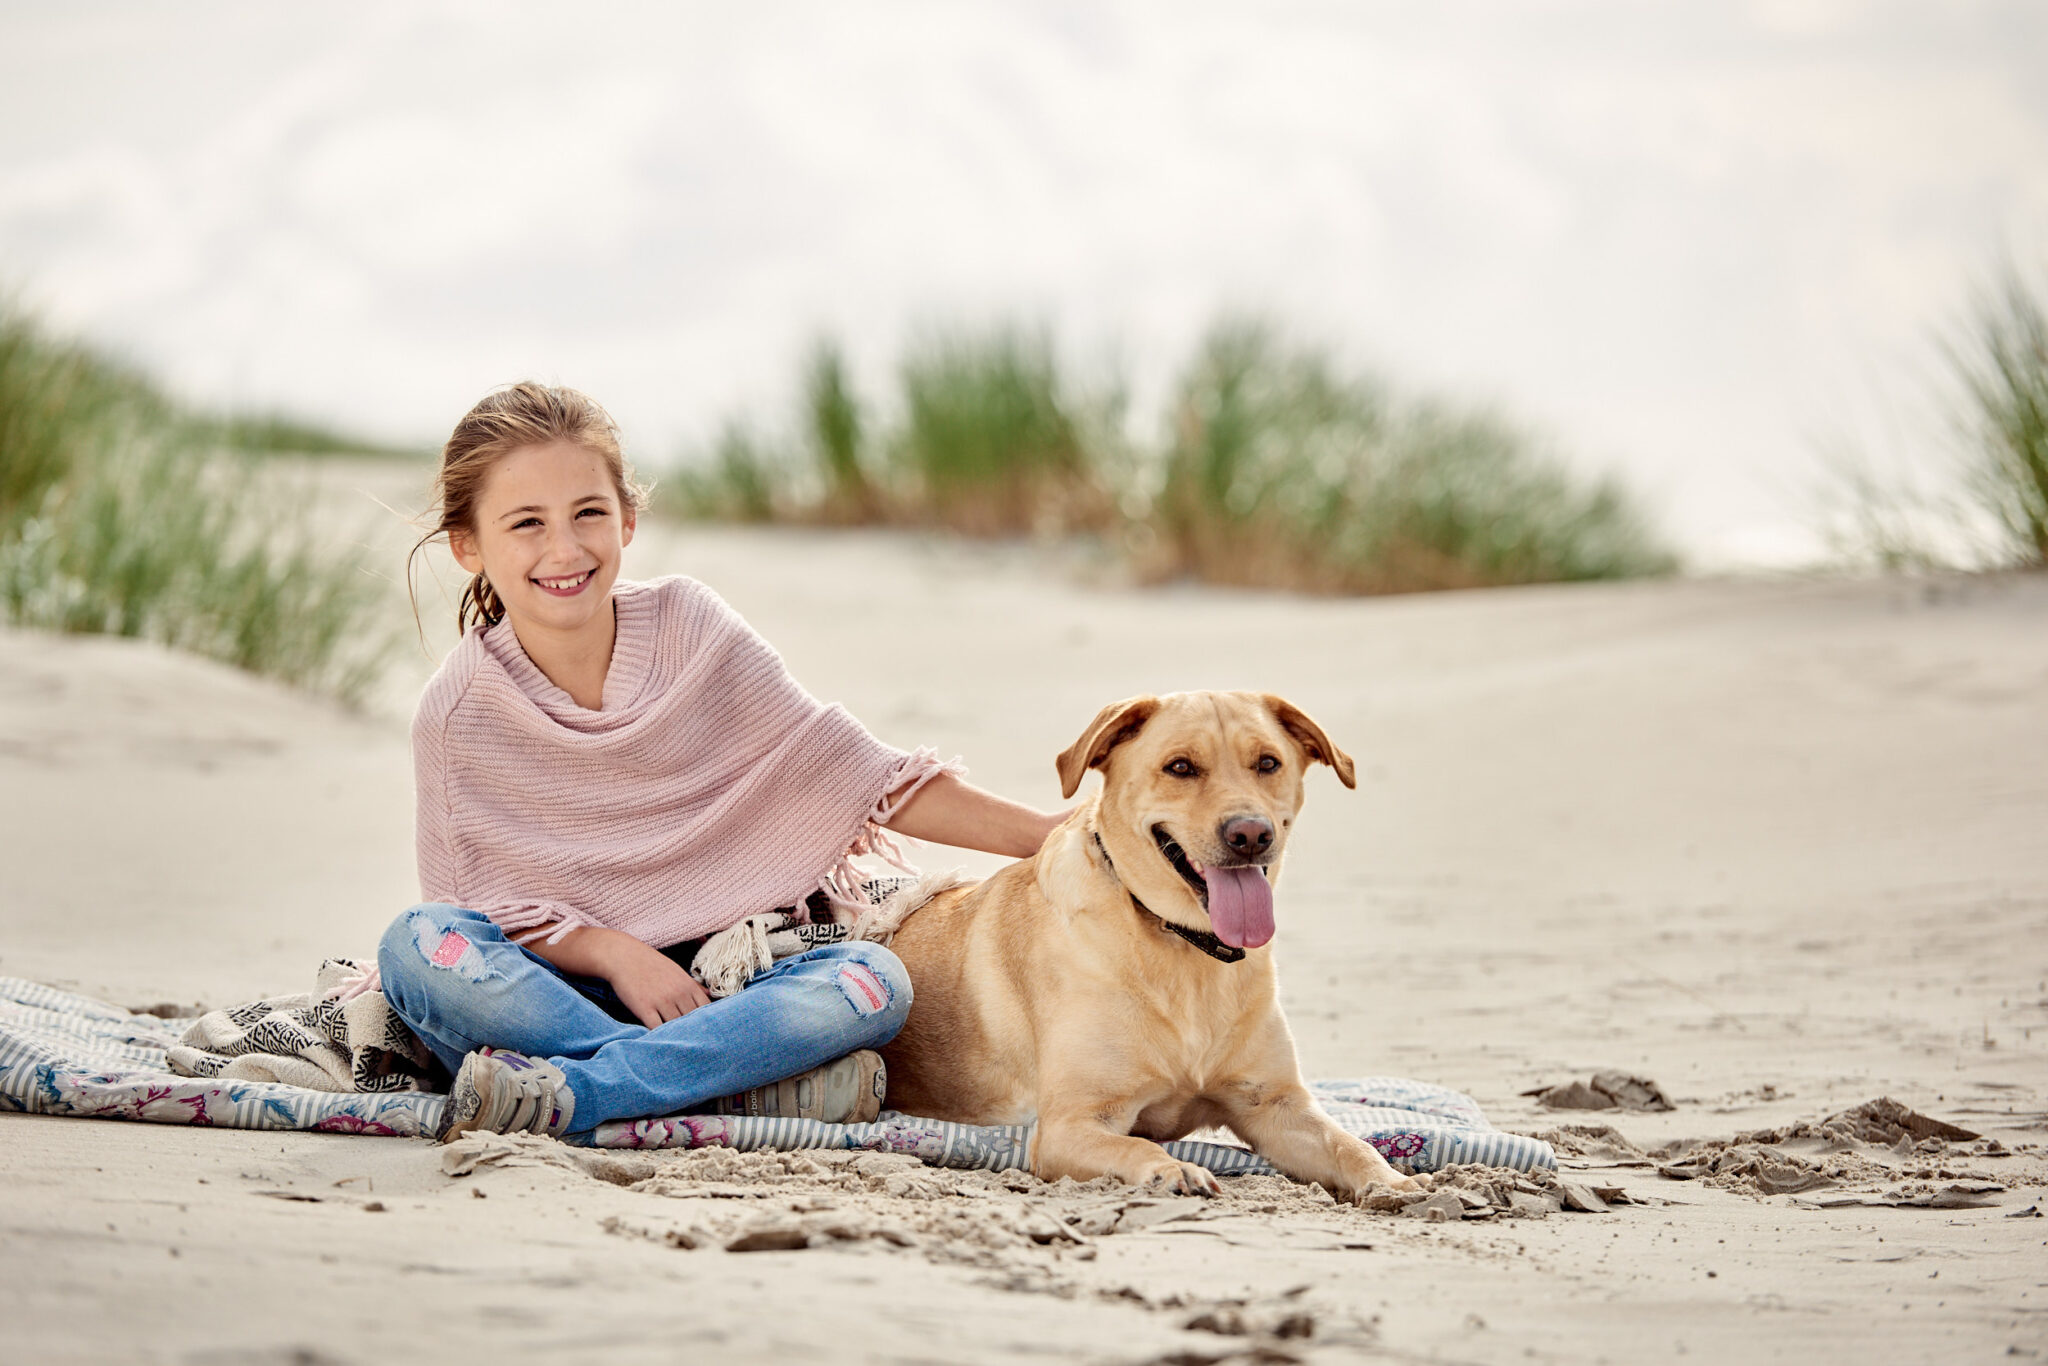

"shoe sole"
[439,1055,545,1142]
[439,1058,500,1143]
[848,1049,886,1124]
[710,1050,888,1124]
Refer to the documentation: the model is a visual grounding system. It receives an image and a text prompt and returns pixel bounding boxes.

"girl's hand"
[597,932,712,1027]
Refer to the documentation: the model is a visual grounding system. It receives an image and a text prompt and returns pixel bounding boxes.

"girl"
[371,382,1061,1143]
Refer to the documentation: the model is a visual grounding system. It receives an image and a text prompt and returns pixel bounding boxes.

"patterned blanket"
[0,975,1556,1173]
[166,958,437,1093]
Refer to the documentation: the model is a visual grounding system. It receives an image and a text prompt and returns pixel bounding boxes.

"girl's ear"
[621,508,637,548]
[449,527,482,575]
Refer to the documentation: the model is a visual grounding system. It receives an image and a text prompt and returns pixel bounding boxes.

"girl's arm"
[521,923,710,1027]
[879,771,1065,857]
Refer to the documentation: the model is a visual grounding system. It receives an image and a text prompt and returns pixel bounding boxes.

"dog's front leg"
[1032,1101,1221,1197]
[1221,1081,1425,1202]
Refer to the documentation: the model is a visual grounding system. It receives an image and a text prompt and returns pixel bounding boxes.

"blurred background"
[2,0,2046,708]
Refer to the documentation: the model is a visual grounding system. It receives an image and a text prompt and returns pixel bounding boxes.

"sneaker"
[439,1047,576,1142]
[709,1049,886,1124]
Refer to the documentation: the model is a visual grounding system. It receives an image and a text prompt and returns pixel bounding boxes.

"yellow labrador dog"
[880,691,1425,1202]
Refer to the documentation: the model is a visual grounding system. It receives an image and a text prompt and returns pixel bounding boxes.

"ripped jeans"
[376,903,912,1140]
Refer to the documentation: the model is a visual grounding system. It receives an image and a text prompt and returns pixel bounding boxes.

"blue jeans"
[376,903,912,1139]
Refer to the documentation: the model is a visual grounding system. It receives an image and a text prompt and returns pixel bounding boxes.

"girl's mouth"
[532,569,595,597]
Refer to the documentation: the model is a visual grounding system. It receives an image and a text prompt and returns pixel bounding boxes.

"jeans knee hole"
[834,961,893,1019]
[408,909,496,983]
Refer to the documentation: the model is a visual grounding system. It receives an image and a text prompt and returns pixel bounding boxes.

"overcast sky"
[3,0,2044,564]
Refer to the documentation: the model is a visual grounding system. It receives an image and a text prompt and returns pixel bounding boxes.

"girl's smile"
[534,569,595,596]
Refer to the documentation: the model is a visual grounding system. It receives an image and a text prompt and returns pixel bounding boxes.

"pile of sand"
[432,1136,1639,1359]
[1539,1098,2029,1203]
[439,1134,1602,1261]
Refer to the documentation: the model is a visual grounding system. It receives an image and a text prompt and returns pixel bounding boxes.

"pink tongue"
[1201,865,1274,948]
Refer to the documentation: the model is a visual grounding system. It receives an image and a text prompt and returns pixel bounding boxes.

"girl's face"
[449,440,636,639]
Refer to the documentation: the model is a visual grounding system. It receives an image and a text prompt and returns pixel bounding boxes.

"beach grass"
[657,421,792,524]
[662,326,1123,537]
[1151,321,1675,592]
[805,338,879,523]
[199,410,427,460]
[1816,261,2048,572]
[659,315,1675,594]
[0,302,395,701]
[890,324,1117,536]
[1952,264,2048,566]
[0,306,161,527]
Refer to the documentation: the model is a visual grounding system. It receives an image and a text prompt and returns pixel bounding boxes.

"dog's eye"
[1163,758,1197,778]
[1257,755,1281,774]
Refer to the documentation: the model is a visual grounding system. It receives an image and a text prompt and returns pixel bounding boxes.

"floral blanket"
[0,975,1556,1173]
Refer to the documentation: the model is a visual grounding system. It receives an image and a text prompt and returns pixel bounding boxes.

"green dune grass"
[1817,261,2048,572]
[662,316,1675,594]
[1152,321,1674,592]
[890,324,1119,536]
[1954,265,2048,566]
[0,303,394,701]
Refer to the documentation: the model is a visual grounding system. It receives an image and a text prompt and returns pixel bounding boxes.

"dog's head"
[1053,690,1355,950]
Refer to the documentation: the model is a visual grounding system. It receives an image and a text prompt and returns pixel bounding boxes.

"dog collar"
[1091,831,1247,965]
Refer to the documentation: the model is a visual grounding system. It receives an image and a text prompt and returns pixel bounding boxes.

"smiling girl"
[372,382,1060,1142]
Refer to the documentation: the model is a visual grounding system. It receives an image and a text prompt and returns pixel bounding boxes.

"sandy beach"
[4,479,2046,1363]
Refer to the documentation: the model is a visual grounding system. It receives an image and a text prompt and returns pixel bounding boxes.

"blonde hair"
[410,382,651,634]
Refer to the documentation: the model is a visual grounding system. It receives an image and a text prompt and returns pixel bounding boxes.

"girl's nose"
[543,521,581,562]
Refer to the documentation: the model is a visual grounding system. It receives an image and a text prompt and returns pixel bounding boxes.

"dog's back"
[879,861,1041,1123]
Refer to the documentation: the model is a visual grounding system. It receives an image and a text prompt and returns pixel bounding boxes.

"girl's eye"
[512,517,541,530]
[1257,755,1281,774]
[1164,758,1197,778]
[577,506,607,518]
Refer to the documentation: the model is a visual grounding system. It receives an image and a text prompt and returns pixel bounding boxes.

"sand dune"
[4,519,2045,1363]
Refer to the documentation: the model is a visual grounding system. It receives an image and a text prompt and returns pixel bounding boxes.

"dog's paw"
[1348,1169,1428,1204]
[1135,1158,1221,1197]
[1351,1181,1423,1212]
[1371,1157,1429,1191]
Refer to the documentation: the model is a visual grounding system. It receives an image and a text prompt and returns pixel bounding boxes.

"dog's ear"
[1055,696,1162,799]
[1260,694,1357,788]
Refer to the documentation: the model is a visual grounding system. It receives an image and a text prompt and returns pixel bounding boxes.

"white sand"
[4,479,2046,1362]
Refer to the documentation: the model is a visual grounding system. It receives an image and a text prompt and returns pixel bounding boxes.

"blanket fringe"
[691,868,978,998]
[836,868,978,945]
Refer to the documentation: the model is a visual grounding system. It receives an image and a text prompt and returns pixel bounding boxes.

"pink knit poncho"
[413,574,956,949]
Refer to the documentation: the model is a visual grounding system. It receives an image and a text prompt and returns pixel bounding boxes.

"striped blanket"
[0,976,1555,1174]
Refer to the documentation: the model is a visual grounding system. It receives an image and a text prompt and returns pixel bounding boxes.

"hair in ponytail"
[456,571,506,632]
[409,382,651,635]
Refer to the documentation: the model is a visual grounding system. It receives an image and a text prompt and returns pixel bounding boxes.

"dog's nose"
[1221,817,1274,858]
